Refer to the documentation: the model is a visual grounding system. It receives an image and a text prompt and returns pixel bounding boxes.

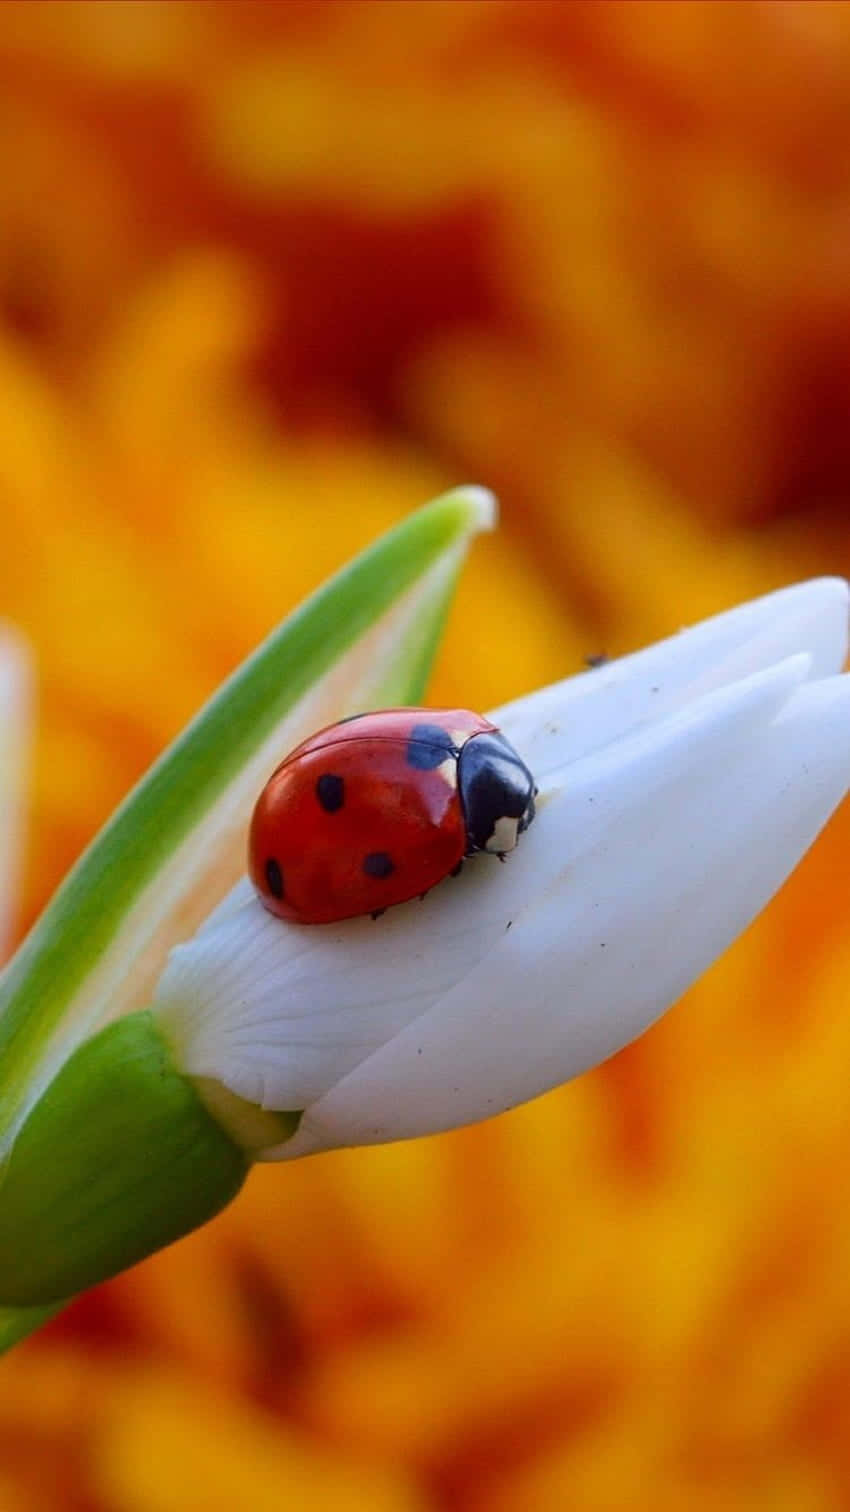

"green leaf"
[0,485,493,1345]
[0,485,493,1152]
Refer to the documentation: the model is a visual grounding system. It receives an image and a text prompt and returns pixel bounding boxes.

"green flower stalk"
[0,1013,248,1303]
[0,486,495,1342]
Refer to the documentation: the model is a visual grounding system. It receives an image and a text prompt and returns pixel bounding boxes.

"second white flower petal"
[495,577,848,782]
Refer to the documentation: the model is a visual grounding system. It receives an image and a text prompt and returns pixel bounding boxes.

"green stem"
[0,1011,252,1307]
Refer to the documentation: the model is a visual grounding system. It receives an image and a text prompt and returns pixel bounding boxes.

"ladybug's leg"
[370,908,387,921]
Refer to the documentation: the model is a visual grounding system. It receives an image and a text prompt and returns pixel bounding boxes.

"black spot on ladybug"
[363,851,395,879]
[406,723,458,771]
[316,773,345,812]
[264,858,284,899]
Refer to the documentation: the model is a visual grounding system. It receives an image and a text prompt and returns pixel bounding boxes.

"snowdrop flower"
[155,576,850,1160]
[2,485,849,1322]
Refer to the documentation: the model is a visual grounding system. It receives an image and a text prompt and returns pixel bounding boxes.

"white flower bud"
[154,578,850,1159]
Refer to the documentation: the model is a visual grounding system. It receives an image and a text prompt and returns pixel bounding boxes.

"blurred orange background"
[4,2,850,1508]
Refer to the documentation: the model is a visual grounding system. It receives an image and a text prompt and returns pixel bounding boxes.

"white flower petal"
[496,577,848,781]
[152,577,850,1162]
[282,670,850,1155]
[155,651,817,1140]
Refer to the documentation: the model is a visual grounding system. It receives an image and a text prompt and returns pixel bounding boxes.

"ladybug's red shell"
[249,709,496,925]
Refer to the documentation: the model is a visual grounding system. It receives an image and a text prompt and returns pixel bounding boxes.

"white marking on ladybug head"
[486,815,520,854]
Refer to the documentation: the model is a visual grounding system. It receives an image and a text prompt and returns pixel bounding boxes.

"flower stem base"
[0,1010,249,1306]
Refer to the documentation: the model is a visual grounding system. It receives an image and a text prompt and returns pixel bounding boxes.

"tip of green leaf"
[450,485,498,533]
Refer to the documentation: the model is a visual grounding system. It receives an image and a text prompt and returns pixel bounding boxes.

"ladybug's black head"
[457,731,537,856]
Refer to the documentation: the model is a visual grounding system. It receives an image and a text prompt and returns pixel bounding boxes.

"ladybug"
[249,708,537,925]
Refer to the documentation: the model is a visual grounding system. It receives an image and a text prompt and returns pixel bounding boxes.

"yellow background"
[4,3,850,1508]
